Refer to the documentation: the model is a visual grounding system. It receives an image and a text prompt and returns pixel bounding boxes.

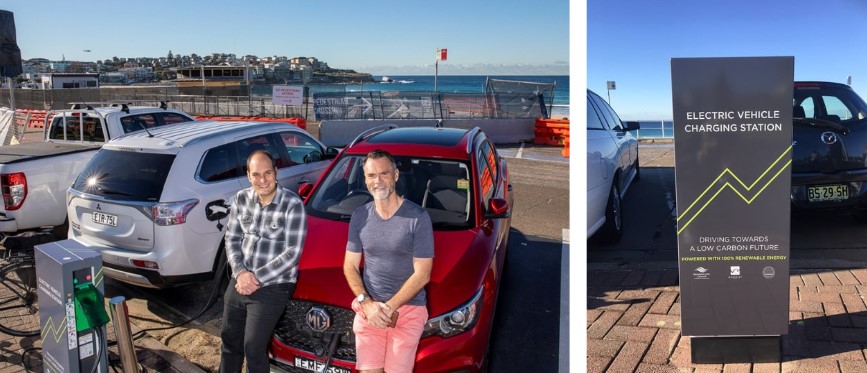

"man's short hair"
[365,149,396,169]
[247,150,276,171]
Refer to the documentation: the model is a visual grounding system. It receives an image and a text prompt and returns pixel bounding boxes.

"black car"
[792,81,867,213]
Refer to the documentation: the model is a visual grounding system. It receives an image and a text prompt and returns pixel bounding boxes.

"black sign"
[672,57,792,337]
[0,10,23,78]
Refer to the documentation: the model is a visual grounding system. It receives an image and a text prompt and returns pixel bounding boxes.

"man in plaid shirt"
[220,150,307,373]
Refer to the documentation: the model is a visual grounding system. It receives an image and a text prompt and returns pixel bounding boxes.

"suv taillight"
[1,173,27,211]
[138,199,199,226]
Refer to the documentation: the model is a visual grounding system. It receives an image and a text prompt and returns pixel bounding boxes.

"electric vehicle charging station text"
[36,240,109,373]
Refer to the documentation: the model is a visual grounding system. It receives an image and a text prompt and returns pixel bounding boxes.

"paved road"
[107,144,571,372]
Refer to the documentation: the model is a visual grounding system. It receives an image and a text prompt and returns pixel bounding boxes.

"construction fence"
[1,79,556,121]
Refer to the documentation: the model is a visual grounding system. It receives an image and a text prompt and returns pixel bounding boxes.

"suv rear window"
[49,116,105,142]
[72,149,176,201]
[120,112,193,134]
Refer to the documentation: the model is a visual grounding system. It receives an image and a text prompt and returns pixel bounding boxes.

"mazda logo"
[821,131,838,145]
[306,307,331,332]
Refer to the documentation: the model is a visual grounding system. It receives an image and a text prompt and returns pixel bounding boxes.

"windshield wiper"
[431,221,467,228]
[97,187,134,196]
[793,117,849,135]
[331,214,353,221]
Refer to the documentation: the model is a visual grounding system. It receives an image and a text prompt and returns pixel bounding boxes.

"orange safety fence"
[195,116,307,130]
[14,109,51,129]
[534,118,570,150]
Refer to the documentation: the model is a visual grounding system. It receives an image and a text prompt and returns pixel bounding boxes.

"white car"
[66,120,336,288]
[586,89,640,242]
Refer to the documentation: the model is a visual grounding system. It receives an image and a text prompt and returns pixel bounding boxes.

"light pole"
[201,64,208,115]
[435,48,447,94]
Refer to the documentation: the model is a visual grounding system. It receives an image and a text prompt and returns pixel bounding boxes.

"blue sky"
[3,0,569,76]
[589,0,867,120]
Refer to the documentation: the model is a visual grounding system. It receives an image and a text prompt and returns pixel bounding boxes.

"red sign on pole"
[437,48,448,61]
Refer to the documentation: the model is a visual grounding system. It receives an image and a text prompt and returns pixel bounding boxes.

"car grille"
[273,299,357,362]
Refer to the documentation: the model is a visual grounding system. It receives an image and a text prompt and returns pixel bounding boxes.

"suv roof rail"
[348,124,399,148]
[466,127,482,154]
[66,100,171,110]
[67,101,121,109]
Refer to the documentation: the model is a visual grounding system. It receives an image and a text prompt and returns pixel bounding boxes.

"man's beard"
[371,185,393,200]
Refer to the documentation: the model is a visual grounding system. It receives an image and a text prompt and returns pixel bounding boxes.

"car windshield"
[307,155,473,228]
[794,84,867,125]
[71,149,175,202]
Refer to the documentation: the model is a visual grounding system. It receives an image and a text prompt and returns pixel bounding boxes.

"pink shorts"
[352,302,428,373]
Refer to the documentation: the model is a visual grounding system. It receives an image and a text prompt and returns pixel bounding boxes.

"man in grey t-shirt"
[344,150,434,373]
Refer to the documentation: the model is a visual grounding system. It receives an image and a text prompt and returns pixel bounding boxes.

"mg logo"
[306,306,331,333]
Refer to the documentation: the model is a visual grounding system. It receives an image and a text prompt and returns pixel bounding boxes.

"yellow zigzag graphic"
[95,266,104,288]
[41,314,69,343]
[677,145,792,235]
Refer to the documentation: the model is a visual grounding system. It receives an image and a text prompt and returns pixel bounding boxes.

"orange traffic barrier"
[534,118,570,146]
[15,109,49,128]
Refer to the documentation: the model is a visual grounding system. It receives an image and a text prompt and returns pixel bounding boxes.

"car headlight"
[422,287,483,338]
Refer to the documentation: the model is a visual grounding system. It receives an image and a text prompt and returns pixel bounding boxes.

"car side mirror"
[625,121,641,131]
[304,151,323,163]
[484,198,510,219]
[324,147,340,159]
[298,182,313,199]
[205,200,230,221]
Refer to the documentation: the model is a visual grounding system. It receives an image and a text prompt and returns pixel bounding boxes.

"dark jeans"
[220,279,294,373]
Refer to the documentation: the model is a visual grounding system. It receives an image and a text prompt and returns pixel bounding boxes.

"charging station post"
[36,240,109,373]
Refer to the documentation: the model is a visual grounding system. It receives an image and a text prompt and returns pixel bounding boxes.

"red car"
[269,125,513,372]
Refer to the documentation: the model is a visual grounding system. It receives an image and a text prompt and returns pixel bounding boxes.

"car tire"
[599,183,624,242]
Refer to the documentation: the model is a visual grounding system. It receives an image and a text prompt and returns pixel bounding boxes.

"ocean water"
[632,120,674,138]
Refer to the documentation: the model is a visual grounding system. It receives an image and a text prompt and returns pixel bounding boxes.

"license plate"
[92,212,117,227]
[293,356,351,373]
[807,184,849,202]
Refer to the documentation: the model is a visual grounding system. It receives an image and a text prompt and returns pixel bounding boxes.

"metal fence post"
[109,296,141,373]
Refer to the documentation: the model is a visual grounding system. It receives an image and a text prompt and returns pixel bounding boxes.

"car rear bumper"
[0,213,18,232]
[69,234,216,288]
[791,169,867,209]
[101,261,213,288]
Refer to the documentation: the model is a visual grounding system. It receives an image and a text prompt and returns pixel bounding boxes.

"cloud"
[357,63,570,76]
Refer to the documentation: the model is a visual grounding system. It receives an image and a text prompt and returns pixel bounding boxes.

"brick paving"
[587,267,867,372]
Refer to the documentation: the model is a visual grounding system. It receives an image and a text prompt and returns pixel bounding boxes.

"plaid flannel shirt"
[224,185,307,287]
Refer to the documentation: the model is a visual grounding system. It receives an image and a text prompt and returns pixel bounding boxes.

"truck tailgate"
[0,142,101,164]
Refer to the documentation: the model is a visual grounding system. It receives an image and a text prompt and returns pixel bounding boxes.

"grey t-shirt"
[346,199,434,306]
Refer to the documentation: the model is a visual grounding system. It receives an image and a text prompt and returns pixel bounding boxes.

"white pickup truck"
[0,103,194,247]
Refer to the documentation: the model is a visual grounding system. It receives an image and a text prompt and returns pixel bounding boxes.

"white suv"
[66,120,335,288]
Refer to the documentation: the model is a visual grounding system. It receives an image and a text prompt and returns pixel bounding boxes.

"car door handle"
[298,178,309,185]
